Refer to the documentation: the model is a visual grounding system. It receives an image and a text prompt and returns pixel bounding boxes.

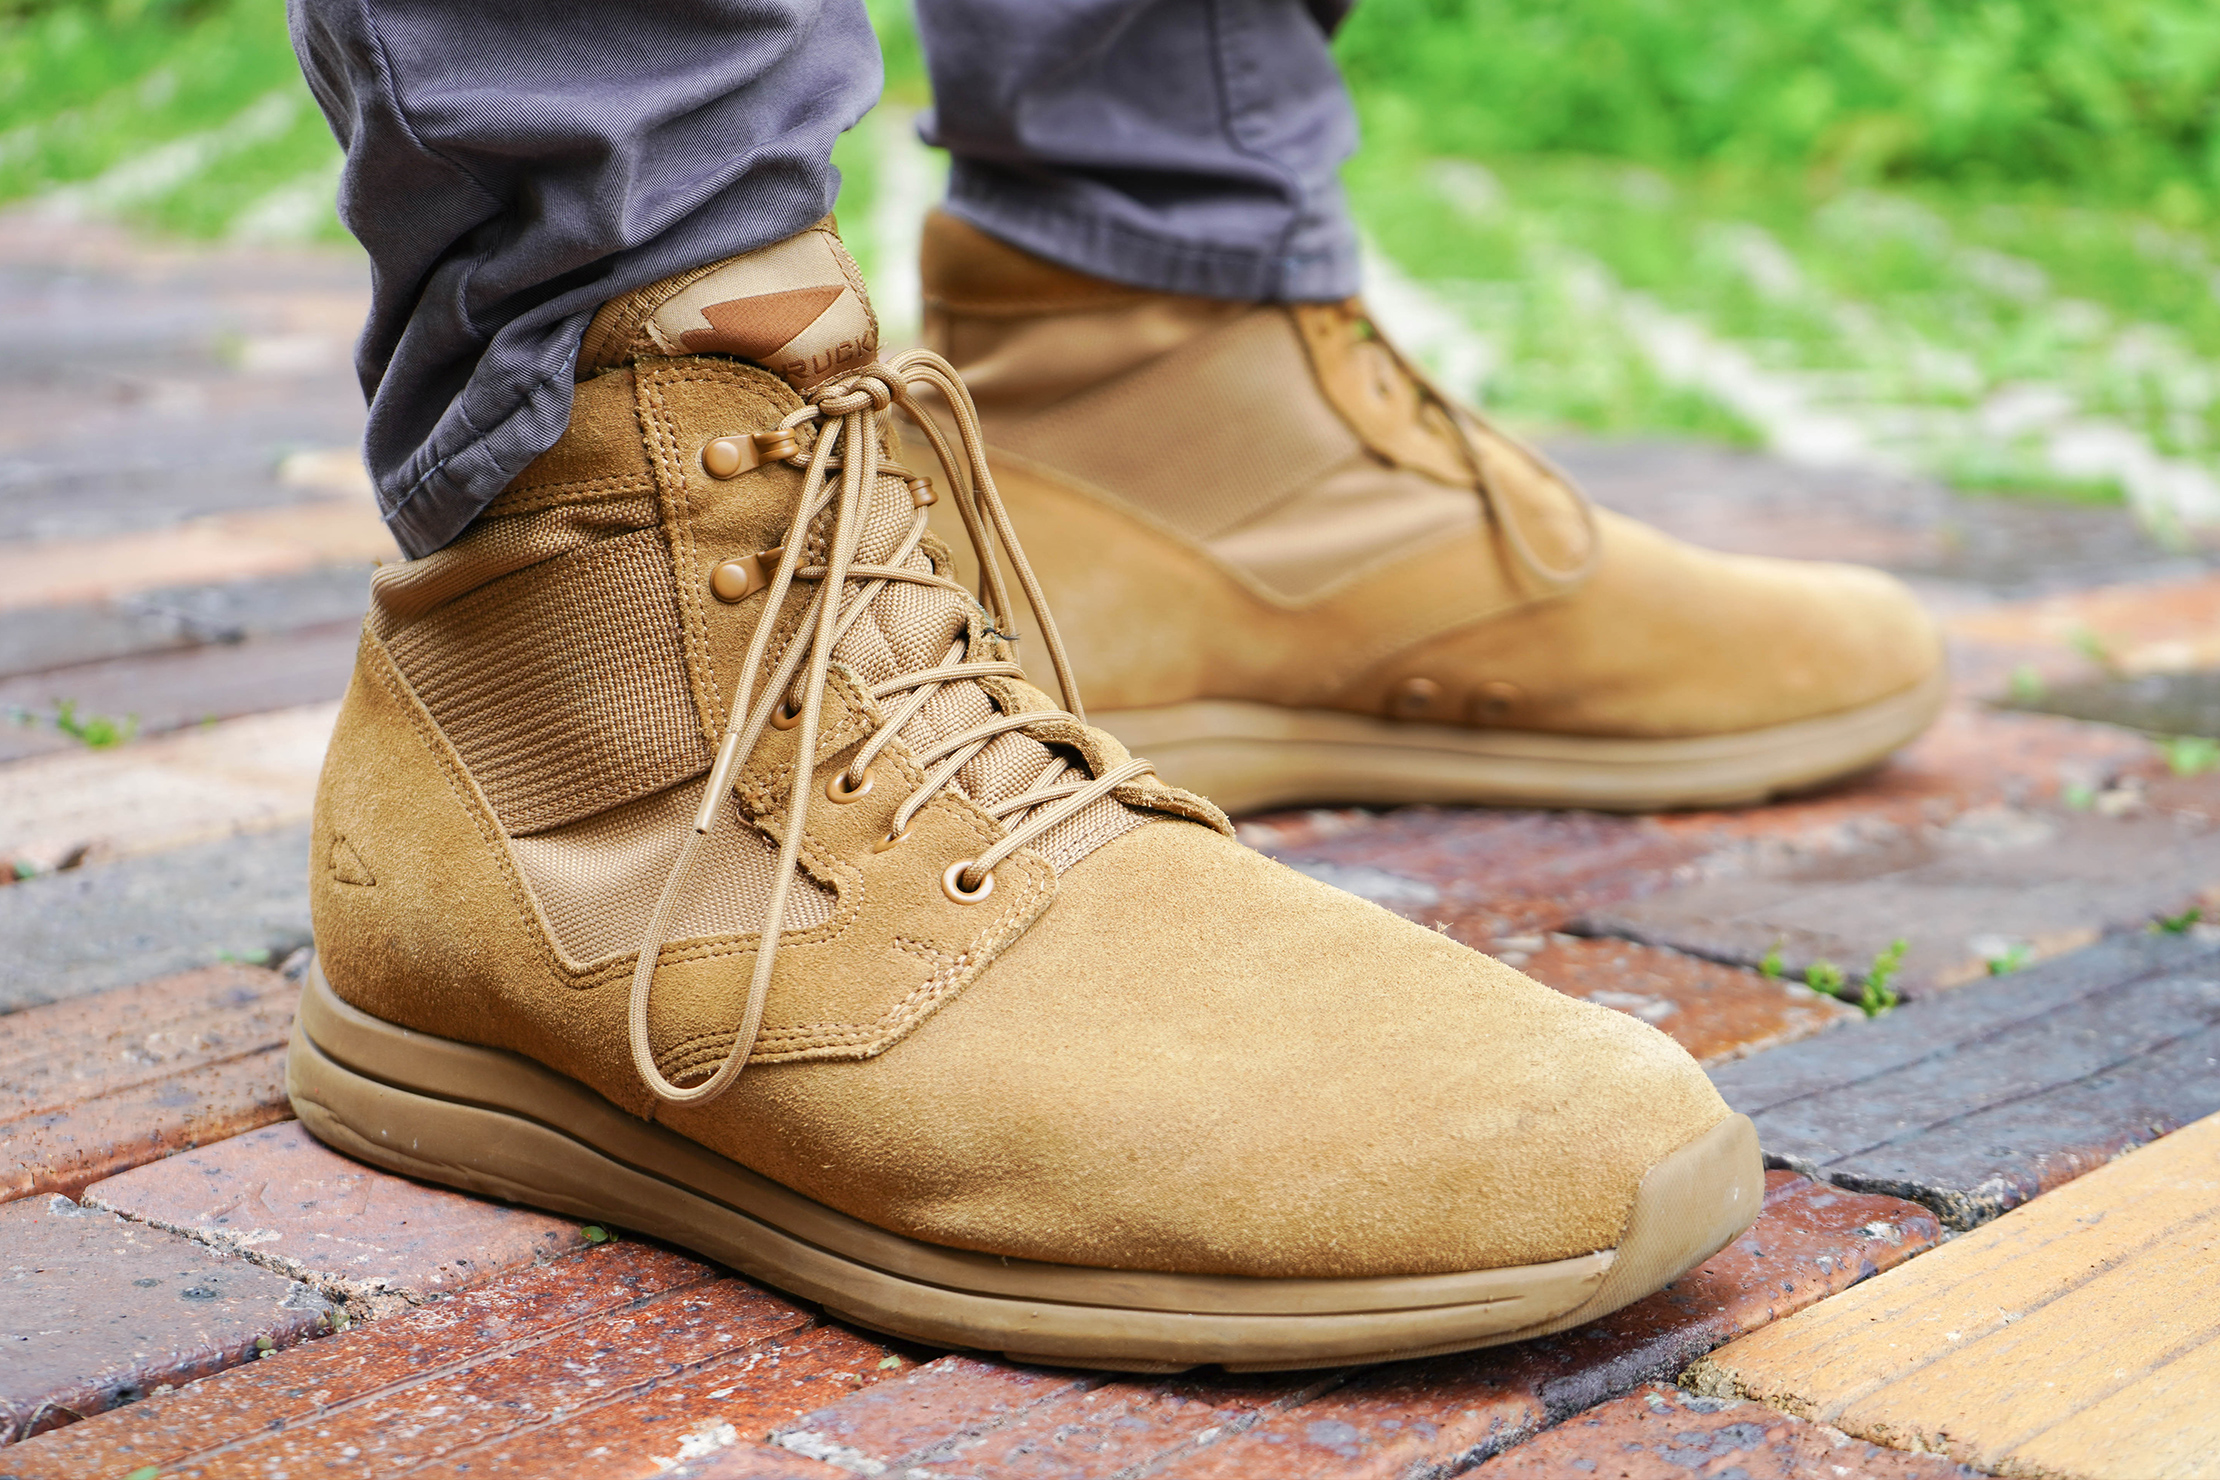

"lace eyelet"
[941,859,995,904]
[826,767,874,803]
[871,822,913,854]
[769,698,803,731]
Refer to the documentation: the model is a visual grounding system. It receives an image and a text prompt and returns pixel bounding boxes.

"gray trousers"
[290,0,1361,557]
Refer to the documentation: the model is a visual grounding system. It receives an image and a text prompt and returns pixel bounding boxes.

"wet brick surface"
[0,826,312,1010]
[1712,933,2220,1227]
[1508,935,1858,1065]
[81,1120,588,1319]
[1475,1383,1984,1477]
[0,1241,729,1475]
[0,965,295,1204]
[0,1193,332,1446]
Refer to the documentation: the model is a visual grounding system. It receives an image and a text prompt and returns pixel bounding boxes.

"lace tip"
[694,731,745,832]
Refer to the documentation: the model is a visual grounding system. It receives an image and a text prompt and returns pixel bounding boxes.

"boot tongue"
[578,218,879,389]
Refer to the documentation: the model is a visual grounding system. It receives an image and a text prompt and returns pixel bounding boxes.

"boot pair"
[287,218,1938,1368]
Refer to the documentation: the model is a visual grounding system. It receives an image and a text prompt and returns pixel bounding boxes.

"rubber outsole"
[289,965,1764,1371]
[1095,667,1950,815]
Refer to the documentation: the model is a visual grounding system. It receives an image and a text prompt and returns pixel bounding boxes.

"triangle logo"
[680,285,846,361]
[329,835,376,888]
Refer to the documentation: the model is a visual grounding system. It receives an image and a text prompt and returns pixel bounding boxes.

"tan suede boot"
[919,211,1948,813]
[289,219,1762,1371]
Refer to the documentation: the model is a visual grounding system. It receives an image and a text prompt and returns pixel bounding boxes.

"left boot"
[919,211,1947,814]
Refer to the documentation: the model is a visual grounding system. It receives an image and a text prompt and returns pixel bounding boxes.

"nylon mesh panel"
[815,460,1147,873]
[991,311,1359,542]
[511,780,833,964]
[387,527,712,836]
[370,495,659,638]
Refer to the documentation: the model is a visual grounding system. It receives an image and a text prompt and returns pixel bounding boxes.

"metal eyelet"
[941,859,995,904]
[769,698,803,731]
[871,822,913,854]
[826,767,874,803]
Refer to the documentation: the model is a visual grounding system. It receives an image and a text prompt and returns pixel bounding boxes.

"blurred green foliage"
[1336,0,2220,220]
[0,0,341,238]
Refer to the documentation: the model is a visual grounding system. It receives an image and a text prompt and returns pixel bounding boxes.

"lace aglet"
[694,731,744,832]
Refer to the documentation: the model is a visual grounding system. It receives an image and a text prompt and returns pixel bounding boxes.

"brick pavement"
[6,221,2220,1476]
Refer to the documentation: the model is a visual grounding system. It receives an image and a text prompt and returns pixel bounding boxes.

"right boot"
[288,220,1762,1371]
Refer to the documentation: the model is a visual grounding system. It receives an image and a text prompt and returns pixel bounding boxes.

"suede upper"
[310,234,1739,1277]
[919,210,1945,741]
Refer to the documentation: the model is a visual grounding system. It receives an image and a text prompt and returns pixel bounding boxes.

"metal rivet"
[942,859,995,904]
[826,767,874,804]
[1388,676,1444,719]
[1471,680,1523,724]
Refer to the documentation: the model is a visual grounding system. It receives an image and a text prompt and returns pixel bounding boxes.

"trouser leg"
[289,0,880,557]
[912,0,1361,302]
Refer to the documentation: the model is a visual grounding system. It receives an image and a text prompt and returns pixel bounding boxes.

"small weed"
[1804,959,1846,998]
[125,1469,160,1480]
[2061,781,2097,810]
[581,1225,612,1244]
[1986,942,2034,975]
[2068,627,2121,676]
[1860,938,1908,1017]
[2162,735,2220,777]
[254,1335,274,1355]
[2154,906,2203,934]
[2007,664,2047,703]
[52,699,137,749]
[1759,943,1785,980]
[215,947,272,966]
[876,1355,905,1370]
[10,858,35,881]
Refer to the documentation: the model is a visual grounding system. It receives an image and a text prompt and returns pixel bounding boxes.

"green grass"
[1335,0,2220,218]
[0,0,341,240]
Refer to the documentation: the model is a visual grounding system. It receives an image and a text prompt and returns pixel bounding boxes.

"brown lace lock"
[908,476,937,508]
[701,428,801,480]
[710,546,785,604]
[942,859,995,904]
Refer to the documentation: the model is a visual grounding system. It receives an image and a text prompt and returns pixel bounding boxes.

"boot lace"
[626,349,1153,1109]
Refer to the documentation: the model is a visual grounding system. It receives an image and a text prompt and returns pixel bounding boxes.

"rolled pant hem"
[377,367,578,560]
[943,175,1359,304]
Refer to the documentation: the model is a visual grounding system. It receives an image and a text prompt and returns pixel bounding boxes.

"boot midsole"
[1099,667,1950,814]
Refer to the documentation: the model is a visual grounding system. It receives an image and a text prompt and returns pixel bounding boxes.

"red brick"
[766,1356,1095,1473]
[1149,1357,1545,1480]
[411,1325,907,1478]
[1153,1174,1939,1479]
[0,967,295,1205]
[0,1240,712,1477]
[1511,936,1857,1064]
[81,1120,586,1318]
[1478,1384,1981,1477]
[0,1194,332,1446]
[662,1445,856,1480]
[154,1277,813,1477]
[892,1373,1328,1479]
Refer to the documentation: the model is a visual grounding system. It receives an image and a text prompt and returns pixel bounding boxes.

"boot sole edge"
[287,964,1761,1371]
[1097,667,1950,814]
